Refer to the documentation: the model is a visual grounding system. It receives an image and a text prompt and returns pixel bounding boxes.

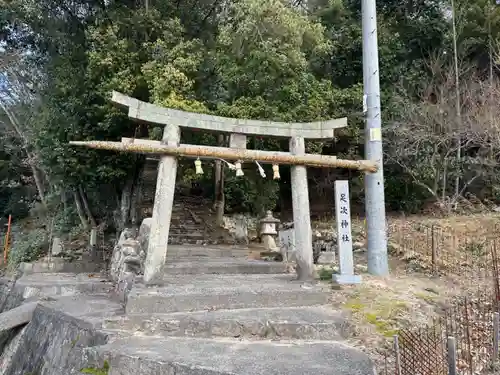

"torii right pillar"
[289,136,314,281]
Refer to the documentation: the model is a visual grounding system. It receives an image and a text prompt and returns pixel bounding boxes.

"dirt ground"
[314,213,500,372]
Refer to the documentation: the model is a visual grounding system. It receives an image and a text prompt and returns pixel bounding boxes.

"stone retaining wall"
[2,303,108,375]
[0,276,119,375]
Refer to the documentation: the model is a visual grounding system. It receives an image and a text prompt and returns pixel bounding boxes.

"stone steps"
[169,220,200,228]
[90,336,375,375]
[169,225,205,232]
[19,259,105,274]
[165,245,250,259]
[126,274,330,314]
[168,206,222,244]
[163,259,286,275]
[8,273,113,299]
[4,272,374,374]
[102,306,353,340]
[168,232,206,238]
[168,233,207,245]
[101,235,374,374]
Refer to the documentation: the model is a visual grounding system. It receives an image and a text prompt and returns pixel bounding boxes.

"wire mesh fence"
[380,220,500,374]
[380,268,500,374]
[398,324,448,375]
[387,221,500,280]
[444,295,497,374]
[382,302,500,374]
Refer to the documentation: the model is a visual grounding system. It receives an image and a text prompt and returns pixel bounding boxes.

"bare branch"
[0,51,48,203]
[386,55,500,210]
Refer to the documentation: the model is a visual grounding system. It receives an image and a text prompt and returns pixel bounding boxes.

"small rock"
[317,252,335,264]
[424,287,439,295]
[314,264,339,272]
[353,241,365,250]
[388,242,402,255]
[355,264,368,272]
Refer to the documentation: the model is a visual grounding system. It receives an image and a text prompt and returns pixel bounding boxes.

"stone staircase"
[168,198,208,245]
[141,160,233,246]
[95,256,375,375]
[1,244,376,374]
[166,197,234,245]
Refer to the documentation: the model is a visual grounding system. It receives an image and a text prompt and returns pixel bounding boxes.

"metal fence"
[382,296,500,374]
[387,221,499,280]
[381,220,500,375]
[398,325,448,375]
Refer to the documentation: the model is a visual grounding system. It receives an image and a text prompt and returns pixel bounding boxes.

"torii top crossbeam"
[111,91,347,139]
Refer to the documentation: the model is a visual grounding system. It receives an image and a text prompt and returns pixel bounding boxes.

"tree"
[0,52,48,204]
[385,56,500,211]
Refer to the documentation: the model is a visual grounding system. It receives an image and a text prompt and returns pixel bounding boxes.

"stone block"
[92,336,375,375]
[0,301,38,333]
[104,306,353,340]
[138,218,152,266]
[110,237,141,283]
[332,274,362,285]
[19,260,104,275]
[279,228,296,262]
[51,237,63,257]
[0,295,118,375]
[233,215,249,245]
[317,252,335,264]
[163,259,286,275]
[109,235,142,302]
[13,273,112,299]
[0,325,28,372]
[126,274,330,314]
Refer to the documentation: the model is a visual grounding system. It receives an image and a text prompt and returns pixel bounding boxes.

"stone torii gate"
[71,91,377,284]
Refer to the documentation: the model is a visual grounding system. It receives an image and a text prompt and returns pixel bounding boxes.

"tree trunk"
[78,186,97,228]
[73,191,89,230]
[117,158,145,230]
[119,177,134,231]
[30,162,47,205]
[441,158,448,202]
[61,189,67,212]
[213,134,225,227]
[0,102,48,205]
[130,161,145,226]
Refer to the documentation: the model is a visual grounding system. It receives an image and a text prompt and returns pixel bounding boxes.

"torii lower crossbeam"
[69,139,378,172]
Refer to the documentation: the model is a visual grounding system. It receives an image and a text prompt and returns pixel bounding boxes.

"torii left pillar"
[143,124,180,284]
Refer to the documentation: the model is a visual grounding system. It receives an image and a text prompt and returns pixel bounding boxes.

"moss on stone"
[364,312,400,337]
[317,267,334,281]
[81,361,109,375]
[344,294,407,338]
[344,300,364,312]
[414,291,437,304]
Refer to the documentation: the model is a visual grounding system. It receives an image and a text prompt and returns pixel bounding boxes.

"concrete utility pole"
[362,0,389,276]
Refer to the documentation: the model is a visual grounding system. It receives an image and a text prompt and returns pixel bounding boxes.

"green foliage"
[225,171,279,215]
[2,0,500,226]
[8,227,49,268]
[81,361,110,375]
[461,240,487,257]
[317,267,335,281]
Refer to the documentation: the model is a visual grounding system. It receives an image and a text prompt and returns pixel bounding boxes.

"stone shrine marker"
[70,91,378,284]
[333,180,361,284]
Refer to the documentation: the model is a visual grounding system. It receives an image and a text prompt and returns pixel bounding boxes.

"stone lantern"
[259,211,280,252]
